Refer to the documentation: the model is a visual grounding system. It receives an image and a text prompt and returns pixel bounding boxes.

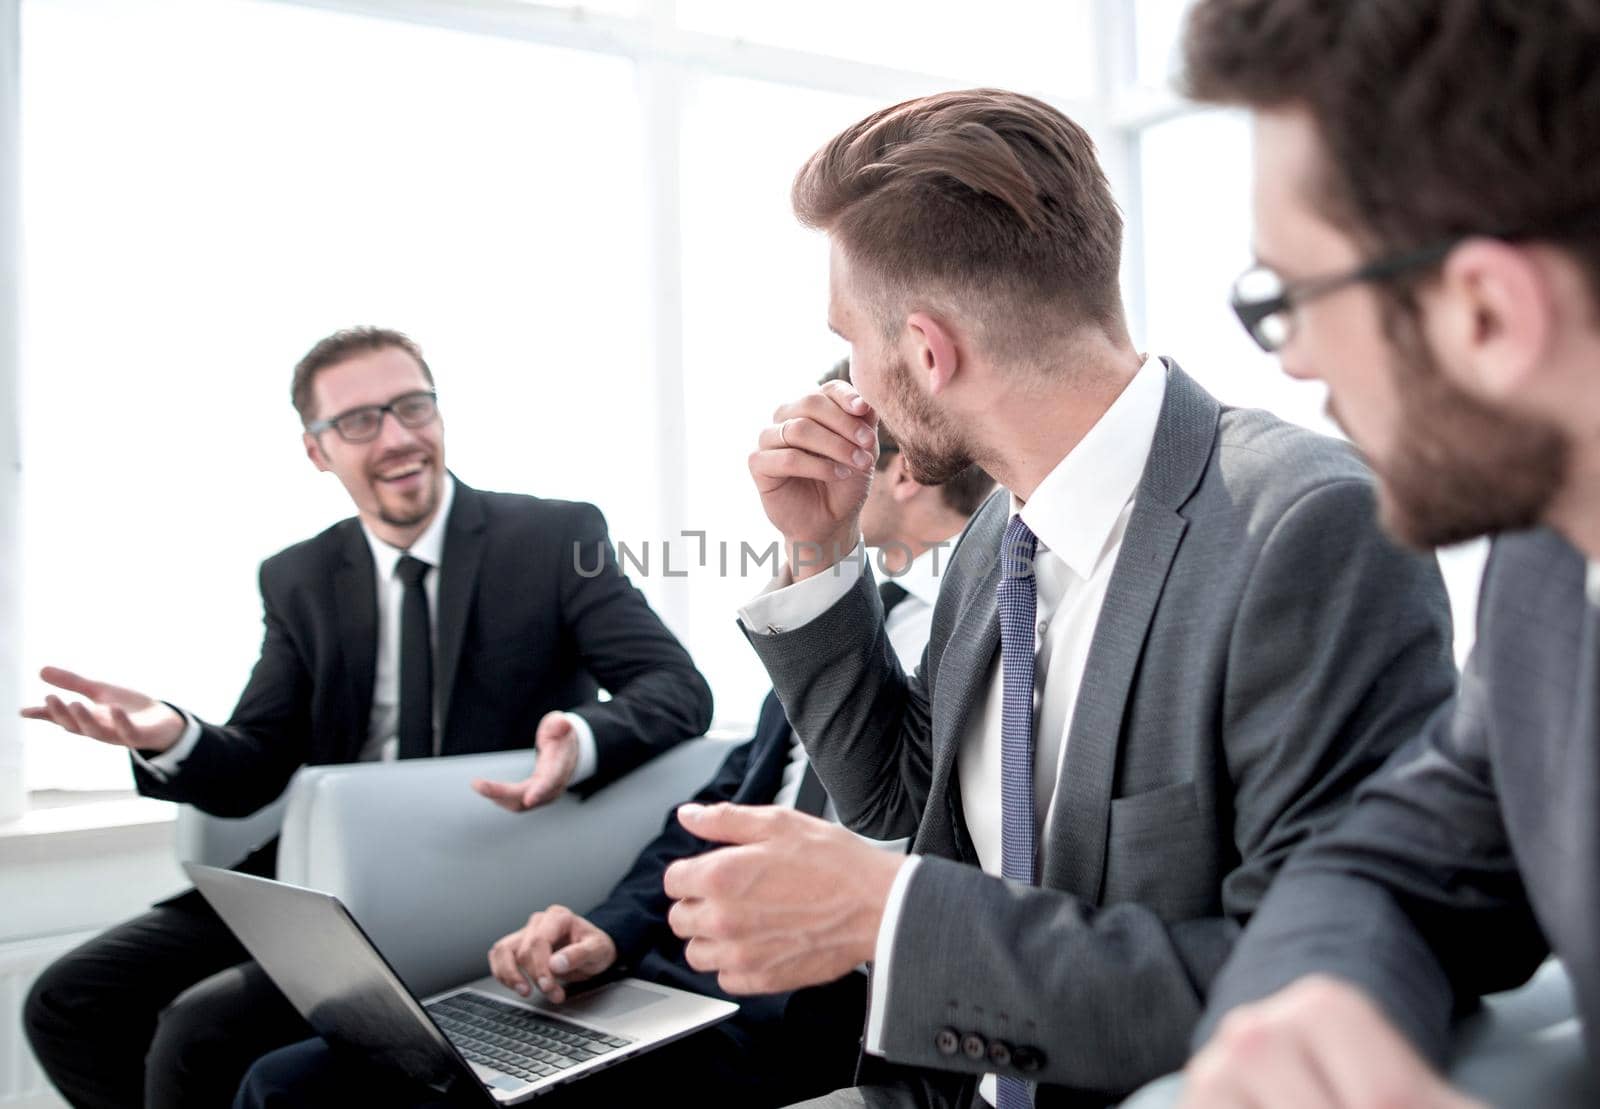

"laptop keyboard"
[427,991,633,1085]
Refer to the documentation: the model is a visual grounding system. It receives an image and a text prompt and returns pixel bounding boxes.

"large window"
[15,0,1481,792]
[20,0,652,787]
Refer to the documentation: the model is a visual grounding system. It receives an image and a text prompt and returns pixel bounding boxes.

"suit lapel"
[928,507,1005,860]
[1043,361,1219,901]
[435,481,488,749]
[332,520,378,757]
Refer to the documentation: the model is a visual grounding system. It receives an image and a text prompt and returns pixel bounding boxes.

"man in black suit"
[230,365,994,1107]
[20,327,713,1109]
[1168,4,1600,1107]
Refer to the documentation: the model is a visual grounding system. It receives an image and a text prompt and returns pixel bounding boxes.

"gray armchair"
[174,736,740,997]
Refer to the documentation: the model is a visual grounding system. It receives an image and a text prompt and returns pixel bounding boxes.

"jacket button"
[961,1033,987,1060]
[935,1027,960,1056]
[987,1039,1013,1068]
[1012,1045,1046,1073]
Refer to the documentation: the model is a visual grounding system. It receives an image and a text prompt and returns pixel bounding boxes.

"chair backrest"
[274,736,740,995]
[173,790,291,869]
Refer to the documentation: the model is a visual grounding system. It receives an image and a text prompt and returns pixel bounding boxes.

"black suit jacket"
[134,478,713,850]
[586,690,862,1032]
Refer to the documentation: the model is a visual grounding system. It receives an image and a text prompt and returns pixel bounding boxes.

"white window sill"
[0,790,176,864]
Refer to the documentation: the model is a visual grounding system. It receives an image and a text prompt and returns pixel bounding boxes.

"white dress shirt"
[739,356,1168,1101]
[1587,560,1600,607]
[141,476,597,783]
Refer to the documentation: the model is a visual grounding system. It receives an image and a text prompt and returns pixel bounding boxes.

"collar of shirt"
[873,544,945,610]
[1587,560,1600,607]
[1009,355,1167,580]
[362,474,457,578]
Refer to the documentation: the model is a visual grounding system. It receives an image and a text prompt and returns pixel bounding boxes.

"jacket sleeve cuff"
[865,853,923,1055]
[130,706,202,781]
[564,712,598,786]
[738,543,866,636]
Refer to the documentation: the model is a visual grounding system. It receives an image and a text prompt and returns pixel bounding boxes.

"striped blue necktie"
[996,515,1039,1109]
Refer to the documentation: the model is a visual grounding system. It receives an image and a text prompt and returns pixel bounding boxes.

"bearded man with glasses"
[20,326,713,1109]
[1167,1,1600,1106]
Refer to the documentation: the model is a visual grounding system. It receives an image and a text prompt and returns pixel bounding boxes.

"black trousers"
[236,974,870,1109]
[23,889,311,1109]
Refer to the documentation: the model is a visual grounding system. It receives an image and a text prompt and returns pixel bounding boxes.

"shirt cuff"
[131,707,202,781]
[864,853,923,1056]
[737,542,866,636]
[564,711,598,786]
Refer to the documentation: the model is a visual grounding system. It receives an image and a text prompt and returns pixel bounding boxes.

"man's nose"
[373,407,420,450]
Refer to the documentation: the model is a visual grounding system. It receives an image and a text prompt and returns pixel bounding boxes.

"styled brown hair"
[1182,0,1600,299]
[794,89,1126,358]
[291,326,434,424]
[820,357,995,516]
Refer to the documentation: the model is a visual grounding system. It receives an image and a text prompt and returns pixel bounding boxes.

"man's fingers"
[549,934,611,979]
[39,696,83,736]
[676,802,792,847]
[1198,1016,1338,1109]
[520,768,560,810]
[748,447,858,489]
[535,712,574,742]
[20,706,52,721]
[774,383,874,428]
[38,666,106,701]
[1276,979,1451,1109]
[487,939,531,996]
[108,706,142,748]
[63,700,117,744]
[472,778,530,812]
[680,935,729,975]
[757,418,875,472]
[817,378,873,417]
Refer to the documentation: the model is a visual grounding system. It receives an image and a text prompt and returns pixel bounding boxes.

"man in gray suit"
[1164,4,1600,1107]
[659,89,1456,1106]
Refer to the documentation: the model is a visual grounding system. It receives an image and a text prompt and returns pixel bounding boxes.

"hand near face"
[663,802,907,994]
[472,711,581,812]
[488,905,618,1004]
[749,381,878,581]
[1181,976,1485,1109]
[19,666,186,754]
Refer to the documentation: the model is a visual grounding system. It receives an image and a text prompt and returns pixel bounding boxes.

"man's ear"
[1423,239,1556,403]
[304,431,331,473]
[905,311,961,396]
[885,453,924,504]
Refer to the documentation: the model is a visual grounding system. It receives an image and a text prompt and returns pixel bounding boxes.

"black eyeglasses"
[1230,239,1458,353]
[306,390,439,443]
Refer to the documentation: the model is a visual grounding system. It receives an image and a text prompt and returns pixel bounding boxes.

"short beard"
[881,354,976,486]
[1373,299,1568,550]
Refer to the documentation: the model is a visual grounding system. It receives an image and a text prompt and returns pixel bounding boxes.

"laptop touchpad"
[559,983,666,1019]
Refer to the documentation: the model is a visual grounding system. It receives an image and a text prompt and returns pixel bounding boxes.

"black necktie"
[793,578,914,817]
[396,554,433,760]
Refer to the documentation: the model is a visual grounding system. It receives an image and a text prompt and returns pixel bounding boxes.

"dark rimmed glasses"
[1230,239,1459,353]
[306,390,439,443]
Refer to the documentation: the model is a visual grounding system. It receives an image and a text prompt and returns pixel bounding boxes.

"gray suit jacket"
[746,363,1457,1105]
[1195,527,1595,1069]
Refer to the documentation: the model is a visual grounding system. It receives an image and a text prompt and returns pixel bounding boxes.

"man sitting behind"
[21,327,713,1109]
[233,360,995,1108]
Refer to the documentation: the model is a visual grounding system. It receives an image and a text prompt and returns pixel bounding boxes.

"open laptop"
[185,863,738,1104]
